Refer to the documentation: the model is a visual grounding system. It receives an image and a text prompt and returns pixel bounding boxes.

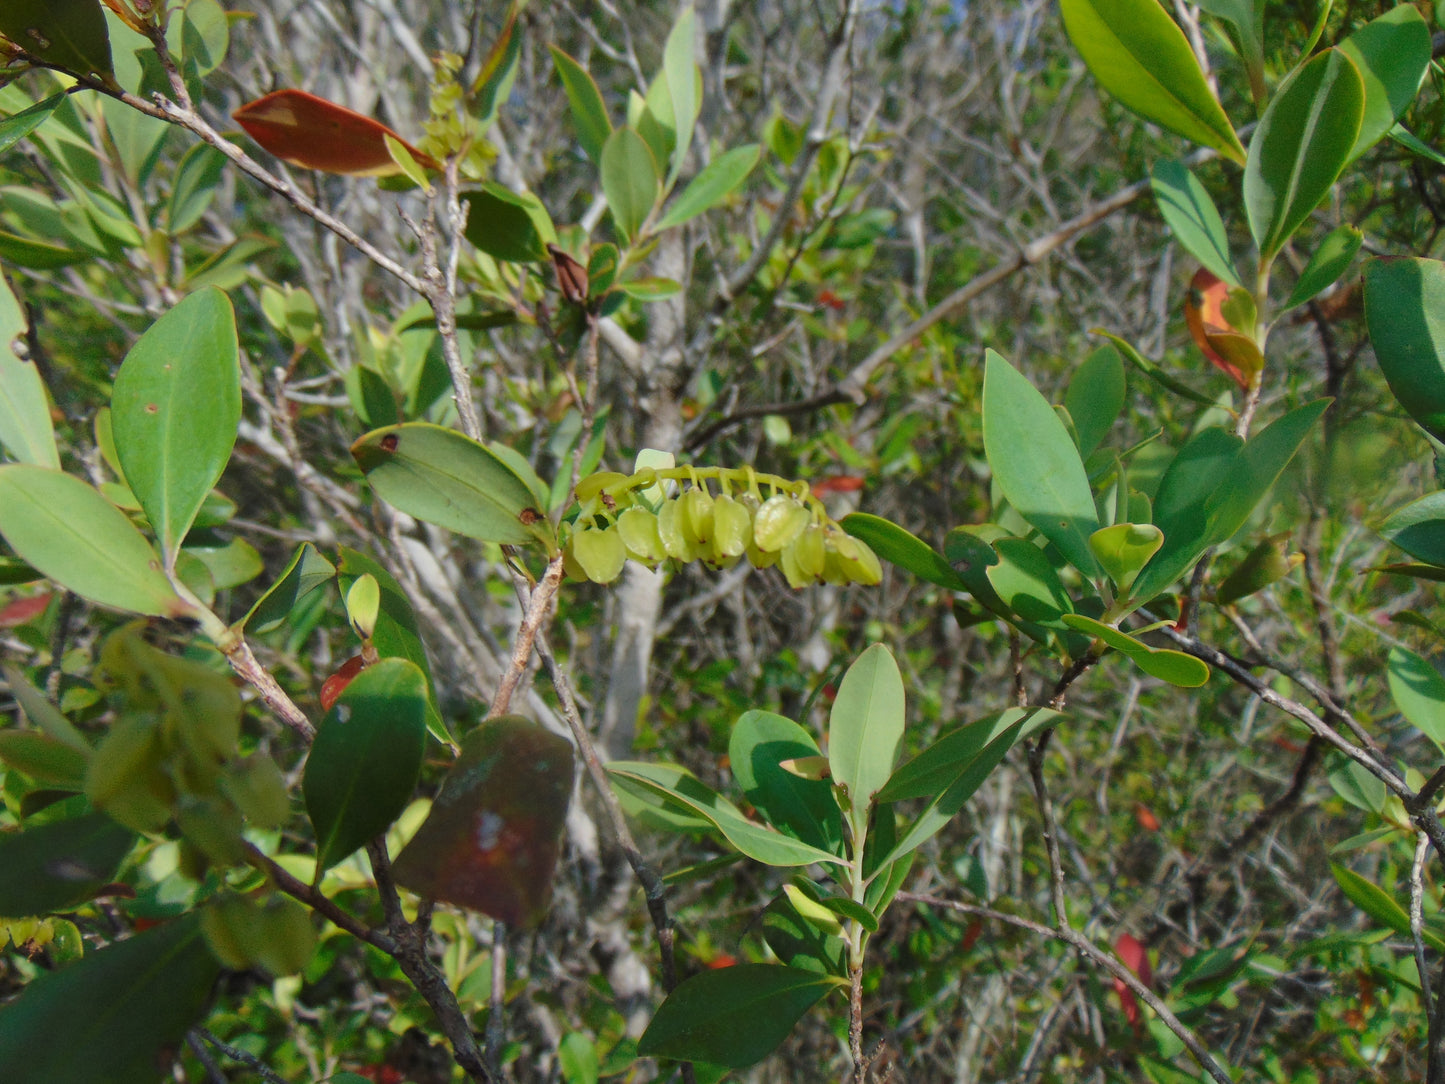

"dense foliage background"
[2,0,1445,1081]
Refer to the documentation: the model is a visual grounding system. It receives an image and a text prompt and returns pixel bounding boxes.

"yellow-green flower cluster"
[562,467,882,588]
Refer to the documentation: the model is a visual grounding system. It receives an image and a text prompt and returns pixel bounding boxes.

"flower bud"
[569,526,627,583]
[617,507,666,565]
[792,524,826,578]
[681,486,715,546]
[711,495,751,559]
[657,498,698,561]
[753,494,809,552]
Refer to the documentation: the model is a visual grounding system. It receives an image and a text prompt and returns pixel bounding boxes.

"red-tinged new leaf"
[233,90,439,177]
[391,716,574,928]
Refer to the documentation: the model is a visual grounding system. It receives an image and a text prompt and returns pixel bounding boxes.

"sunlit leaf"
[1337,6,1431,161]
[728,710,843,854]
[841,513,966,591]
[549,47,612,165]
[0,275,57,469]
[1282,225,1362,312]
[601,126,659,241]
[1151,160,1239,288]
[827,644,905,829]
[0,92,65,156]
[1386,646,1445,755]
[233,89,438,177]
[1365,258,1445,443]
[656,144,760,230]
[1061,613,1210,687]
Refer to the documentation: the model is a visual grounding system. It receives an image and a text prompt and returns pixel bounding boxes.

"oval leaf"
[601,126,659,241]
[1282,224,1362,312]
[0,811,134,918]
[111,287,240,568]
[391,716,574,928]
[656,143,761,231]
[982,350,1103,578]
[1150,159,1240,288]
[351,422,556,551]
[1337,6,1431,161]
[0,914,220,1084]
[1059,0,1245,163]
[841,512,966,591]
[638,963,839,1069]
[0,465,186,617]
[1061,613,1210,687]
[233,89,438,177]
[1365,257,1445,442]
[728,710,843,854]
[549,47,612,165]
[1065,344,1127,458]
[828,644,905,828]
[1088,523,1164,594]
[1387,646,1445,754]
[462,183,555,264]
[0,0,114,83]
[1244,49,1364,260]
[0,274,58,468]
[1380,490,1445,567]
[303,658,429,873]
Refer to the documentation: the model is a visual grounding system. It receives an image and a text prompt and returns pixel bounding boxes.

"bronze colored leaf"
[233,89,439,177]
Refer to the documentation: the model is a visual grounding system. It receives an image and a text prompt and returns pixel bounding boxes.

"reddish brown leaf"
[233,90,439,177]
[0,592,51,627]
[319,654,366,711]
[1133,802,1161,833]
[1184,268,1257,390]
[811,475,865,497]
[1112,931,1151,1032]
[391,715,574,927]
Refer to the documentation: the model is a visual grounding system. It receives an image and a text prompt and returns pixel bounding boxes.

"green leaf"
[304,658,429,874]
[982,350,1102,579]
[1065,345,1127,457]
[0,730,88,788]
[1243,49,1364,260]
[763,892,848,976]
[606,762,845,867]
[0,92,65,155]
[828,644,905,826]
[0,231,88,270]
[638,964,839,1069]
[0,275,58,469]
[1213,531,1300,604]
[615,276,682,301]
[1337,5,1431,161]
[239,541,335,634]
[1329,757,1386,815]
[985,537,1075,629]
[1332,863,1445,954]
[877,708,1060,865]
[1390,124,1445,169]
[1150,159,1240,288]
[841,513,967,591]
[1387,646,1445,754]
[1200,400,1329,549]
[1089,523,1164,595]
[661,5,698,187]
[728,710,843,854]
[1092,329,1220,407]
[656,144,760,230]
[335,547,447,744]
[0,0,115,83]
[1058,0,1245,163]
[0,914,220,1084]
[1061,613,1210,686]
[1282,224,1362,311]
[471,4,522,129]
[601,126,659,242]
[0,811,133,917]
[1380,490,1445,568]
[461,183,555,264]
[351,422,556,551]
[1365,257,1445,442]
[167,142,227,234]
[392,716,574,928]
[549,46,612,165]
[2,663,90,751]
[111,288,239,569]
[0,465,186,617]
[559,1033,600,1084]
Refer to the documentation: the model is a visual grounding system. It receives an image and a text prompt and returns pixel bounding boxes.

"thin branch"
[897,893,1235,1084]
[243,843,394,952]
[194,1029,293,1084]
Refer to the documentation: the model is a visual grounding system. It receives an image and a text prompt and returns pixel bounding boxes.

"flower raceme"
[562,466,883,588]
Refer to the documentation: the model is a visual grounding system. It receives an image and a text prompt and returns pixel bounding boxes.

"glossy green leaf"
[392,716,574,928]
[1201,400,1329,550]
[728,710,843,854]
[601,126,659,241]
[877,708,1059,865]
[0,275,58,469]
[1059,0,1245,163]
[986,537,1075,629]
[1065,345,1127,457]
[111,287,240,568]
[1329,757,1386,815]
[351,422,556,551]
[1282,224,1362,311]
[638,963,839,1068]
[1387,646,1445,754]
[817,895,877,932]
[184,533,262,591]
[336,547,447,743]
[461,183,555,264]
[1089,523,1163,595]
[1365,257,1445,442]
[0,92,65,155]
[1380,491,1445,568]
[1390,124,1445,168]
[1337,6,1431,161]
[1193,0,1263,99]
[549,47,612,165]
[763,892,848,976]
[661,5,698,186]
[841,513,966,591]
[0,811,132,917]
[1332,863,1445,954]
[608,761,714,834]
[0,914,220,1084]
[168,143,227,234]
[471,4,522,128]
[239,541,335,633]
[0,465,186,616]
[0,0,114,83]
[982,350,1102,579]
[304,658,429,873]
[1243,49,1363,260]
[656,144,760,230]
[607,762,845,867]
[828,644,905,826]
[1061,613,1210,687]
[1150,159,1239,288]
